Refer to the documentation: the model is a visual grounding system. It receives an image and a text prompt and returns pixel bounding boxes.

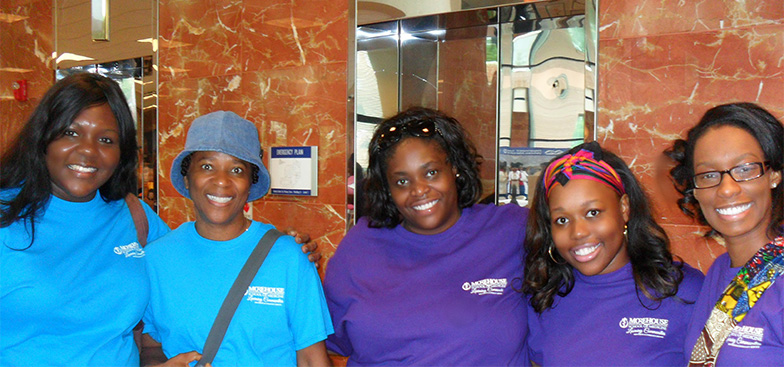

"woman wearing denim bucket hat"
[140,111,333,366]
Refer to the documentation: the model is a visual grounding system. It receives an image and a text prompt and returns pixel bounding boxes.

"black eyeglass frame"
[692,161,770,189]
[372,119,442,153]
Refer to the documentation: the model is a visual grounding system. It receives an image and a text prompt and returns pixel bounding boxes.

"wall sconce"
[91,0,109,41]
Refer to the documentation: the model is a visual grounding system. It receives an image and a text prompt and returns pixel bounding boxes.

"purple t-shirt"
[527,262,704,366]
[683,253,784,366]
[325,204,529,366]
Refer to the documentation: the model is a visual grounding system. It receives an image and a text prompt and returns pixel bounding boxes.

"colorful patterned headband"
[542,143,625,198]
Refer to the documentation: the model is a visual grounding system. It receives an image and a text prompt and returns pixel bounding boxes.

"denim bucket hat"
[170,111,270,202]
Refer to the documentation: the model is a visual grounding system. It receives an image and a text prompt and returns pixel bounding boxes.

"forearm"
[140,334,168,367]
[296,341,332,367]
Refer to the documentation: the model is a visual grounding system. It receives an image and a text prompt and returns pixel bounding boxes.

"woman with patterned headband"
[324,107,529,365]
[523,141,705,366]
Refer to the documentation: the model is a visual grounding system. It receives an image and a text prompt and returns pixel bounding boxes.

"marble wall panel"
[246,63,348,205]
[601,0,784,39]
[158,0,349,250]
[252,200,348,272]
[0,0,53,153]
[243,0,348,71]
[665,223,726,274]
[599,0,784,272]
[158,0,243,82]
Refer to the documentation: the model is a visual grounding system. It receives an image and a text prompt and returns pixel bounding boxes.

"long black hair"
[363,107,482,228]
[523,142,684,313]
[666,102,784,238]
[0,73,138,244]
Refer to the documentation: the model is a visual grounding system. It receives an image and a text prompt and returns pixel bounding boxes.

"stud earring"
[548,245,566,265]
[773,183,778,189]
[456,173,461,178]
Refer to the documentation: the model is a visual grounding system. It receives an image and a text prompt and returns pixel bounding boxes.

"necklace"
[244,218,252,232]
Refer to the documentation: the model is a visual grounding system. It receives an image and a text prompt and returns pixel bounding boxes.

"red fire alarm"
[13,80,28,102]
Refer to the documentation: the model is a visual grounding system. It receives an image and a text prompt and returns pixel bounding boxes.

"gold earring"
[623,224,628,237]
[548,245,566,264]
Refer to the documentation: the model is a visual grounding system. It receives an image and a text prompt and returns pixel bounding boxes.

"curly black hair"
[665,102,784,239]
[1,73,138,249]
[363,107,483,228]
[523,142,685,313]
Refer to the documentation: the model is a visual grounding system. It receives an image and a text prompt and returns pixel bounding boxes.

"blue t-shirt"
[143,221,333,366]
[683,253,784,366]
[527,262,705,366]
[325,204,529,366]
[0,191,170,366]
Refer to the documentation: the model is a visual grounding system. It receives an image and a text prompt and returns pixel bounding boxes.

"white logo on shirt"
[461,278,507,295]
[726,325,763,349]
[245,286,285,306]
[619,317,669,339]
[113,242,145,258]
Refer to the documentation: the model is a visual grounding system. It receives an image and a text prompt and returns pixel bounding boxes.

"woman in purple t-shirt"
[523,141,704,366]
[324,107,529,366]
[668,103,784,366]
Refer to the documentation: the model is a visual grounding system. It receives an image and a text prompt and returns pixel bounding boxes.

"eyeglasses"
[373,119,441,152]
[692,161,770,189]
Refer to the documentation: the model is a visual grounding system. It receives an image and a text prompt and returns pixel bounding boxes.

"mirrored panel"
[498,2,590,206]
[350,0,596,225]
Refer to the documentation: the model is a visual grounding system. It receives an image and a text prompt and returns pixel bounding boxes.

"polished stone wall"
[156,0,350,274]
[598,0,784,271]
[3,0,783,275]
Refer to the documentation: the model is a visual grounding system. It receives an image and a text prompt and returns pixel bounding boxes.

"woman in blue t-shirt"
[140,111,333,366]
[0,73,173,366]
[523,141,704,366]
[0,74,318,367]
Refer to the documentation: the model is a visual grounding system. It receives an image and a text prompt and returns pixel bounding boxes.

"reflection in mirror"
[500,14,587,148]
[55,0,158,212]
[349,0,597,225]
[498,1,592,207]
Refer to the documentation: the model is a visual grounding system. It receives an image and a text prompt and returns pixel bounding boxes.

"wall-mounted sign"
[269,146,318,196]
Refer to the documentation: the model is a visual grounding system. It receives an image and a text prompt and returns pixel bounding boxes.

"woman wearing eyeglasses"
[324,107,529,365]
[667,103,784,365]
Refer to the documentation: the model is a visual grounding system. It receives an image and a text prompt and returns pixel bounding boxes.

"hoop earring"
[548,245,566,265]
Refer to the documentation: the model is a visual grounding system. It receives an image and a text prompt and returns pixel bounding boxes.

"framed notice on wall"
[268,146,318,196]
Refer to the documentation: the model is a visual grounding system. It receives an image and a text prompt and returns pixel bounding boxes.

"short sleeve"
[323,232,357,357]
[678,263,706,302]
[282,236,334,350]
[141,252,162,343]
[141,299,160,342]
[141,201,171,243]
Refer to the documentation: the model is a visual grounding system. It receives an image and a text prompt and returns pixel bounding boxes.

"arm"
[140,333,203,367]
[296,341,332,367]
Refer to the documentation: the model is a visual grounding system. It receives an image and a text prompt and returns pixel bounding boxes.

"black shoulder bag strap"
[195,228,284,367]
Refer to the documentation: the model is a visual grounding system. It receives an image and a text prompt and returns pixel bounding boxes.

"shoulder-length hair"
[524,143,684,313]
[363,107,482,228]
[666,102,784,238]
[1,73,138,235]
